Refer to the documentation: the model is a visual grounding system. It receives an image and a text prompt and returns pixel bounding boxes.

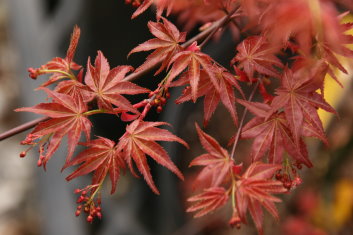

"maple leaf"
[239,99,313,167]
[116,120,188,194]
[85,51,149,113]
[189,123,234,188]
[271,63,335,144]
[231,36,283,79]
[131,0,176,19]
[235,162,286,234]
[129,17,186,75]
[54,69,92,102]
[15,88,91,168]
[66,137,125,194]
[167,42,220,102]
[174,66,243,126]
[30,26,82,86]
[187,187,229,217]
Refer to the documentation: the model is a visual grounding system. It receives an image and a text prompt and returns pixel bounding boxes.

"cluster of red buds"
[275,162,303,190]
[28,67,43,80]
[74,187,102,223]
[148,88,171,113]
[124,0,142,8]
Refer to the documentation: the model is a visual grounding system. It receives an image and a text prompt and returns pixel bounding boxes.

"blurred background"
[0,0,353,234]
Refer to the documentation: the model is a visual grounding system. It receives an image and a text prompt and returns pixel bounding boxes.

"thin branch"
[230,82,259,159]
[0,117,48,141]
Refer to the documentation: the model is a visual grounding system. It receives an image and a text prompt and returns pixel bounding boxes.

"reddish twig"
[0,117,48,141]
[230,82,259,159]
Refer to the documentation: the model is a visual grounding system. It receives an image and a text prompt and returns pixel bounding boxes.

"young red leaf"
[117,120,188,194]
[129,17,186,75]
[167,42,220,102]
[240,100,313,167]
[271,64,334,144]
[187,187,229,218]
[15,88,91,168]
[235,162,286,234]
[174,67,242,126]
[231,36,283,79]
[85,51,149,113]
[31,26,82,86]
[131,0,176,19]
[66,137,125,194]
[189,123,234,188]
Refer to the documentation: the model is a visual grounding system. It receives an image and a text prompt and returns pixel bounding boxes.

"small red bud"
[156,106,163,113]
[20,151,26,158]
[37,159,42,167]
[160,97,166,104]
[81,190,87,196]
[86,215,93,223]
[296,163,302,170]
[96,212,102,219]
[74,189,81,194]
[84,206,90,213]
[284,181,292,190]
[275,173,282,180]
[165,92,170,99]
[77,196,85,203]
[75,210,81,217]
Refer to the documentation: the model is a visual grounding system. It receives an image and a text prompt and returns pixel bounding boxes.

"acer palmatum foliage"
[5,0,352,233]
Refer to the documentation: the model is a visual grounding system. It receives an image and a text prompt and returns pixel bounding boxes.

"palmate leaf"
[235,162,286,235]
[117,120,188,194]
[129,17,186,75]
[239,99,312,167]
[66,137,125,194]
[131,0,176,19]
[85,51,149,113]
[174,66,243,126]
[189,123,234,188]
[15,88,91,168]
[271,63,335,144]
[167,42,220,102]
[231,36,283,79]
[187,187,229,218]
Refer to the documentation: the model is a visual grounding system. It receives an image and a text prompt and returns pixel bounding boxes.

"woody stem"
[230,81,259,160]
[0,117,49,141]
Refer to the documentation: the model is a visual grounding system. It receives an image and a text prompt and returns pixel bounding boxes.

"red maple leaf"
[174,66,243,126]
[186,187,229,217]
[189,123,234,188]
[231,36,283,79]
[15,88,91,168]
[235,162,286,234]
[66,137,125,194]
[117,120,188,194]
[167,42,220,102]
[239,99,312,167]
[271,63,335,144]
[85,51,149,113]
[131,0,176,19]
[129,17,186,75]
